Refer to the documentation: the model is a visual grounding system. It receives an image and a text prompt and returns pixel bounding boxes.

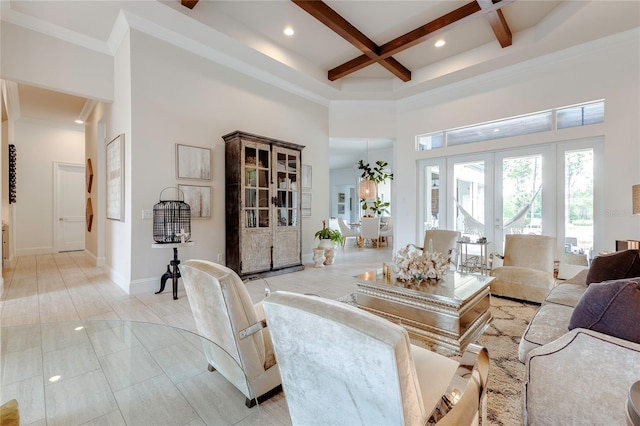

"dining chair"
[360,216,381,248]
[379,217,393,246]
[338,217,362,247]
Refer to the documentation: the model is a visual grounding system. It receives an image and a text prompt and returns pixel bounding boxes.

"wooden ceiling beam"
[292,0,411,82]
[329,0,515,80]
[181,0,199,10]
[478,0,513,48]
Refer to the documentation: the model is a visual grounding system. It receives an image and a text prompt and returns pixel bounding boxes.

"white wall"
[13,119,84,255]
[126,30,329,292]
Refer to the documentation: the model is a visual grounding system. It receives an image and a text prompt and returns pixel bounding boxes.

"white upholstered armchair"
[419,229,461,267]
[180,260,281,407]
[489,234,556,303]
[263,291,489,425]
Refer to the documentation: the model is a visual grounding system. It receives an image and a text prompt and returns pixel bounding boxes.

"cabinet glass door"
[244,145,270,228]
[275,151,299,227]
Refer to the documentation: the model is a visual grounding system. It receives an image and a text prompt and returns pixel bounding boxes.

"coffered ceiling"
[2,0,639,166]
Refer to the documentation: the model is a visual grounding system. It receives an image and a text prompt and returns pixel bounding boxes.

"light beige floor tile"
[43,342,101,382]
[80,409,126,426]
[45,369,117,426]
[87,324,143,357]
[0,375,46,425]
[1,346,43,385]
[176,371,255,425]
[99,346,164,391]
[114,375,200,425]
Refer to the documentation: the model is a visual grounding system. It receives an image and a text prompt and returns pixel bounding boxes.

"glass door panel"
[425,165,441,230]
[501,154,542,235]
[453,161,486,238]
[564,149,593,258]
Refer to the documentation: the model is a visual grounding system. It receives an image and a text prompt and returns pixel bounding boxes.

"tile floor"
[1,244,393,330]
[1,244,394,425]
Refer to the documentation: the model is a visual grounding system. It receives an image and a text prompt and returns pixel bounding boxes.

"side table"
[152,241,195,300]
[457,240,490,275]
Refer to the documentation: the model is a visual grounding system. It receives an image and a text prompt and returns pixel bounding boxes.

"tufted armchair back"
[264,291,489,426]
[180,260,281,406]
[503,234,555,272]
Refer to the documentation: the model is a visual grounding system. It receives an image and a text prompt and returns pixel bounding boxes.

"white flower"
[392,245,449,282]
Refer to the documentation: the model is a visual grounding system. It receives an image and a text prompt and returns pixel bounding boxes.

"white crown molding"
[1,80,21,121]
[0,1,111,55]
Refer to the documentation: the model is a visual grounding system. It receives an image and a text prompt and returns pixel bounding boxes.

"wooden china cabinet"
[223,131,305,279]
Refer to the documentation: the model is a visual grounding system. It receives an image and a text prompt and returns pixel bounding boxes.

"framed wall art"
[177,144,211,180]
[106,134,124,221]
[178,184,212,219]
[301,192,312,217]
[302,165,312,190]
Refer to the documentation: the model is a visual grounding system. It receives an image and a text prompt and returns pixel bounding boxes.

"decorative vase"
[313,249,326,268]
[318,239,336,265]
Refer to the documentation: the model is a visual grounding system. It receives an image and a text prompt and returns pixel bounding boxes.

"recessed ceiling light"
[434,39,446,48]
[283,27,294,36]
[74,119,84,124]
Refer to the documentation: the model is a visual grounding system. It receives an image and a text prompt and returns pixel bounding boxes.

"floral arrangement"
[392,244,449,283]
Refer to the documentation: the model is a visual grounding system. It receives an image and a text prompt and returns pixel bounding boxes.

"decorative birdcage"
[153,187,191,243]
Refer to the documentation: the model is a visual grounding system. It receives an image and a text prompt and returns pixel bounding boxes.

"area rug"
[337,293,538,426]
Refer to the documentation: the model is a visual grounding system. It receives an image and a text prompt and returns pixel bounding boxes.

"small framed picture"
[302,165,312,190]
[178,184,212,219]
[106,134,124,221]
[177,144,212,180]
[338,204,345,214]
[301,192,312,217]
[338,192,345,203]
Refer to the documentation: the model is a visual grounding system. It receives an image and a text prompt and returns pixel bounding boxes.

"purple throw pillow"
[586,250,640,284]
[568,278,640,344]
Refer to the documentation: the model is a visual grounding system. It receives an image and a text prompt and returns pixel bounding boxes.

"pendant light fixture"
[357,140,377,200]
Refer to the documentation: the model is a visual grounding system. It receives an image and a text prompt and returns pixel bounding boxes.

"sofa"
[520,250,640,425]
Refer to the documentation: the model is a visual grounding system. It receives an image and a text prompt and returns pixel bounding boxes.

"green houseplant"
[357,160,394,215]
[314,220,344,246]
[364,197,390,216]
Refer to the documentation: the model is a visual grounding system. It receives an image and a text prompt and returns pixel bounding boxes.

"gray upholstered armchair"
[489,234,556,303]
[263,291,489,425]
[180,260,281,407]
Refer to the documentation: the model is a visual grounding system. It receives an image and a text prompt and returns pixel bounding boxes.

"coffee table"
[355,270,494,353]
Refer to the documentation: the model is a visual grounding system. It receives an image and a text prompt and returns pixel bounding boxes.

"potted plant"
[314,220,344,246]
[314,220,343,265]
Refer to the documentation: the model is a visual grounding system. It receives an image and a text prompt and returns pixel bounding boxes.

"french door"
[418,138,601,258]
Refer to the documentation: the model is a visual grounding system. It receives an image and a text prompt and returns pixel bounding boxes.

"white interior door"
[55,163,85,252]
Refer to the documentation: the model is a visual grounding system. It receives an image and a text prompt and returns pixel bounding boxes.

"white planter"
[312,249,326,268]
[318,239,336,265]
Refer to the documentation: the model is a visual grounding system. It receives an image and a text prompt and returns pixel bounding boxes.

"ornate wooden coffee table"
[355,270,494,353]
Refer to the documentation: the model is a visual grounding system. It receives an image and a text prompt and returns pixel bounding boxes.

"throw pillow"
[586,250,640,284]
[568,278,640,344]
